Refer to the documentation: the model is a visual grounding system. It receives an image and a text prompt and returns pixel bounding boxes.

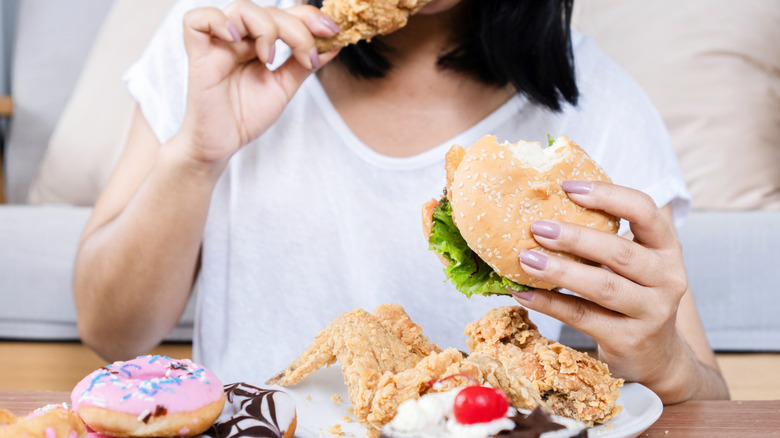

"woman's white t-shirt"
[124,0,690,385]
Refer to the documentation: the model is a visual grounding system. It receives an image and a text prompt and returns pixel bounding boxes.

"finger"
[182,7,242,57]
[285,4,342,38]
[510,287,626,343]
[224,1,279,64]
[265,6,334,69]
[530,220,660,287]
[270,48,340,96]
[518,249,647,317]
[562,181,676,250]
[225,2,338,69]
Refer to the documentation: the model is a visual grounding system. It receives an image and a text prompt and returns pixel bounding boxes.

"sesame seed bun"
[436,134,619,290]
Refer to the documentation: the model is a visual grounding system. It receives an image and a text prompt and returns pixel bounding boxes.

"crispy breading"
[315,0,433,52]
[466,306,624,426]
[366,348,472,433]
[464,305,541,350]
[462,352,543,410]
[372,303,440,357]
[266,304,439,421]
[270,304,623,435]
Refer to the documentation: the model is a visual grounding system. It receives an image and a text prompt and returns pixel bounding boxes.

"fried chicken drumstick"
[314,0,434,52]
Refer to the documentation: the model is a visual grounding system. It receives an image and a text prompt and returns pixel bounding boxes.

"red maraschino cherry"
[453,385,510,424]
[428,374,511,425]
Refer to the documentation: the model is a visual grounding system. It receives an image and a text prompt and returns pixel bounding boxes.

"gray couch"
[0,0,194,341]
[1,0,778,351]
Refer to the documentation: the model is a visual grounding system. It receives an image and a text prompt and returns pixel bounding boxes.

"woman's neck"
[316,7,515,157]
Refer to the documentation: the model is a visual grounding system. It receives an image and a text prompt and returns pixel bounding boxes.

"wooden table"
[1,389,778,437]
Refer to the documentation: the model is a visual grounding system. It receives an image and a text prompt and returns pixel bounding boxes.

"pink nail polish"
[267,44,276,64]
[309,47,321,69]
[532,220,561,239]
[509,287,535,302]
[319,15,341,34]
[562,180,593,194]
[520,250,547,271]
[226,21,241,43]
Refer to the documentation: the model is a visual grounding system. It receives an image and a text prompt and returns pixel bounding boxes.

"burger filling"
[428,196,529,297]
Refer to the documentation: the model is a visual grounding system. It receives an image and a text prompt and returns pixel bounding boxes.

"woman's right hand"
[177,0,340,168]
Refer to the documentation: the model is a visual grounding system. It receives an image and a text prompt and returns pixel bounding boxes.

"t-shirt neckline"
[305,75,525,170]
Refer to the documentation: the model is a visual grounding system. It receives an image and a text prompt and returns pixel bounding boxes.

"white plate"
[589,381,663,437]
[270,365,662,438]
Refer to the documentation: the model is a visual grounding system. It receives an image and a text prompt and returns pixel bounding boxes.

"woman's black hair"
[307,0,578,112]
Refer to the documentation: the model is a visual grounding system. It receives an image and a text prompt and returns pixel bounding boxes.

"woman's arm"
[74,1,340,361]
[512,181,729,403]
[74,108,220,361]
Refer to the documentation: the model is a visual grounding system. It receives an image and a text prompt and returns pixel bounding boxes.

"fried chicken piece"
[365,348,480,432]
[372,303,440,357]
[465,306,624,426]
[315,0,434,52]
[462,351,544,410]
[266,304,440,420]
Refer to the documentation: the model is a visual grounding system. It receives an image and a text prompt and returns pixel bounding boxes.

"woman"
[73,0,728,403]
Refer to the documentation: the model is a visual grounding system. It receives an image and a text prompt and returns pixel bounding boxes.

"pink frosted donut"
[71,355,225,437]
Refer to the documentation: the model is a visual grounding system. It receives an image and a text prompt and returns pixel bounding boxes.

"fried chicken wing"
[266,304,440,421]
[315,0,434,52]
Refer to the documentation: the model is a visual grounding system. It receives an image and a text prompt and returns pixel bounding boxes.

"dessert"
[71,355,225,437]
[200,382,297,438]
[0,403,87,438]
[380,382,588,438]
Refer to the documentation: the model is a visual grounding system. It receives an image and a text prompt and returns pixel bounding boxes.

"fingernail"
[226,21,241,43]
[309,47,321,69]
[509,287,536,302]
[531,220,561,239]
[562,180,593,194]
[319,15,341,34]
[267,44,276,64]
[520,250,547,271]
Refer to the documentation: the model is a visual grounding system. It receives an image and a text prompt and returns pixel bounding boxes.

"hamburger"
[422,134,619,295]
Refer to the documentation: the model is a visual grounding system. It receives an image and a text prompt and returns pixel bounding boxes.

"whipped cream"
[381,387,588,438]
[382,389,516,438]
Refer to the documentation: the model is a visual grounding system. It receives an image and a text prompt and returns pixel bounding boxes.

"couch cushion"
[0,205,195,341]
[0,205,196,341]
[572,0,780,210]
[677,211,780,351]
[27,0,176,205]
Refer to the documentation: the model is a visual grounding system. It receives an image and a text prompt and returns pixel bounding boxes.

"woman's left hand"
[512,180,727,403]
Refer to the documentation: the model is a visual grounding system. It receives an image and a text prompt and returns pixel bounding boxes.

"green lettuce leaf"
[428,196,529,297]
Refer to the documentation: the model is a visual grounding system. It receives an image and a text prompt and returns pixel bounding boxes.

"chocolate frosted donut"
[201,383,296,438]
